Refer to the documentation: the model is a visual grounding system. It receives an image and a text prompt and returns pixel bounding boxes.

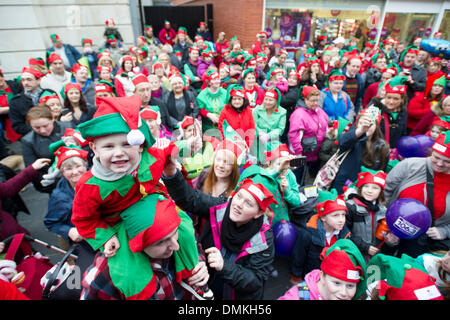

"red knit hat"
[54,146,88,169]
[264,143,291,162]
[47,53,62,65]
[63,128,88,147]
[63,83,81,95]
[355,170,387,189]
[301,85,319,99]
[21,67,42,79]
[232,178,276,212]
[71,63,88,74]
[320,246,363,283]
[131,74,149,87]
[432,131,450,158]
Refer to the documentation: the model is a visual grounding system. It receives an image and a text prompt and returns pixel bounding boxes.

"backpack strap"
[426,164,435,227]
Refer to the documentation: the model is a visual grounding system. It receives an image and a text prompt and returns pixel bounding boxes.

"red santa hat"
[63,83,82,95]
[355,169,387,189]
[71,63,88,74]
[21,67,42,79]
[432,131,450,158]
[97,65,112,74]
[131,74,149,87]
[47,53,62,65]
[54,146,89,169]
[63,128,88,147]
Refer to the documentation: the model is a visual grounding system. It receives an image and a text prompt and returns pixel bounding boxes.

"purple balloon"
[273,220,299,257]
[396,136,421,158]
[414,134,435,157]
[386,198,432,239]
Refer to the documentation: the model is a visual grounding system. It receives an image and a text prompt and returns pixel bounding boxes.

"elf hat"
[264,87,281,107]
[168,72,186,87]
[177,27,187,35]
[95,80,115,95]
[189,46,200,54]
[432,131,450,158]
[315,188,347,217]
[268,67,284,78]
[385,75,407,95]
[320,239,367,299]
[199,22,206,28]
[105,18,115,26]
[140,105,161,124]
[47,53,62,65]
[29,57,45,66]
[63,82,81,95]
[63,128,88,147]
[264,142,291,162]
[220,119,249,166]
[229,85,245,99]
[131,74,149,88]
[124,193,182,253]
[97,65,112,73]
[335,116,353,140]
[368,253,443,300]
[50,34,60,45]
[301,85,319,99]
[431,117,450,130]
[355,166,387,189]
[399,45,419,62]
[180,115,194,130]
[39,90,60,104]
[433,75,446,88]
[307,56,320,66]
[328,69,346,82]
[164,20,171,26]
[54,146,88,169]
[241,68,255,80]
[206,69,220,82]
[78,95,155,147]
[21,67,42,79]
[71,63,88,75]
[144,25,153,31]
[81,38,93,46]
[381,66,398,77]
[257,31,268,38]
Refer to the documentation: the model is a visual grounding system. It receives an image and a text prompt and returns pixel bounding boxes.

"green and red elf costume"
[72,95,201,299]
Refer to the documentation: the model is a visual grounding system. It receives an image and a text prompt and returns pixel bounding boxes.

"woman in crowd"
[21,105,73,193]
[320,69,354,121]
[62,83,96,126]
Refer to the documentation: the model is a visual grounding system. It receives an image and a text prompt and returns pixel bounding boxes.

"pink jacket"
[288,105,328,162]
[278,269,322,300]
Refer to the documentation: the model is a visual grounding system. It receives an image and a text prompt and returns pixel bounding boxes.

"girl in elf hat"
[281,239,367,300]
[139,105,174,147]
[196,69,228,137]
[262,67,288,94]
[427,116,450,140]
[264,142,301,226]
[38,90,65,122]
[362,64,398,108]
[331,107,390,193]
[289,189,351,286]
[384,131,450,257]
[407,75,446,133]
[424,57,445,97]
[218,84,256,149]
[299,56,326,90]
[62,82,96,126]
[376,75,409,147]
[345,166,399,260]
[252,87,287,164]
[242,69,265,108]
[97,65,113,83]
[162,160,281,300]
[366,253,444,300]
[72,95,213,300]
[114,55,138,97]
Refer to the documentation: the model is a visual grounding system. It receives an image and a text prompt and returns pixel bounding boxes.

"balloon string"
[377,238,386,249]
[282,188,285,221]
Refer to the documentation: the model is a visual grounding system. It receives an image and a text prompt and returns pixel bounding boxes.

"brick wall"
[172,0,264,49]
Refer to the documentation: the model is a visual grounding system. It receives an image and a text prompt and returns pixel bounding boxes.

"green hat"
[242,68,256,80]
[320,239,367,300]
[50,33,60,45]
[399,45,419,63]
[336,116,352,140]
[78,95,155,147]
[221,119,248,166]
[433,75,446,87]
[367,253,443,300]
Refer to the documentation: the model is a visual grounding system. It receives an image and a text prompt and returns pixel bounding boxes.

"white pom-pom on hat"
[127,129,145,146]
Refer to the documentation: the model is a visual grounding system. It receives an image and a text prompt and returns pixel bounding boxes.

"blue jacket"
[49,44,82,69]
[320,89,353,121]
[44,177,75,241]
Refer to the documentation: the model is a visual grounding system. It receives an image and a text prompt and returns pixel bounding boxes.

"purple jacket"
[288,104,328,162]
[0,165,39,240]
[197,57,213,78]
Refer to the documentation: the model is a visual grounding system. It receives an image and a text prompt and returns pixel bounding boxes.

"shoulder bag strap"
[426,165,435,227]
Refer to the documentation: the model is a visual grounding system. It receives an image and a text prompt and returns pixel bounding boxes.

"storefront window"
[264,8,376,52]
[438,10,449,41]
[381,12,436,44]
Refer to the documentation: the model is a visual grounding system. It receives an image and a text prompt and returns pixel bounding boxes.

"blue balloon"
[414,135,435,157]
[420,39,450,60]
[386,198,432,239]
[396,136,421,158]
[273,220,299,257]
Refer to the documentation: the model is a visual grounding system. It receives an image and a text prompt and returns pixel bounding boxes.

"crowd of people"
[0,16,449,301]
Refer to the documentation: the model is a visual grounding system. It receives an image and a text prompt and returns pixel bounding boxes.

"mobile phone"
[290,156,307,168]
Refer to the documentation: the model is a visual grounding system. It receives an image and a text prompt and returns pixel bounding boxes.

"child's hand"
[187,261,209,287]
[280,174,289,192]
[103,235,120,258]
[68,227,84,242]
[0,242,4,253]
[368,246,379,256]
[205,247,224,271]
